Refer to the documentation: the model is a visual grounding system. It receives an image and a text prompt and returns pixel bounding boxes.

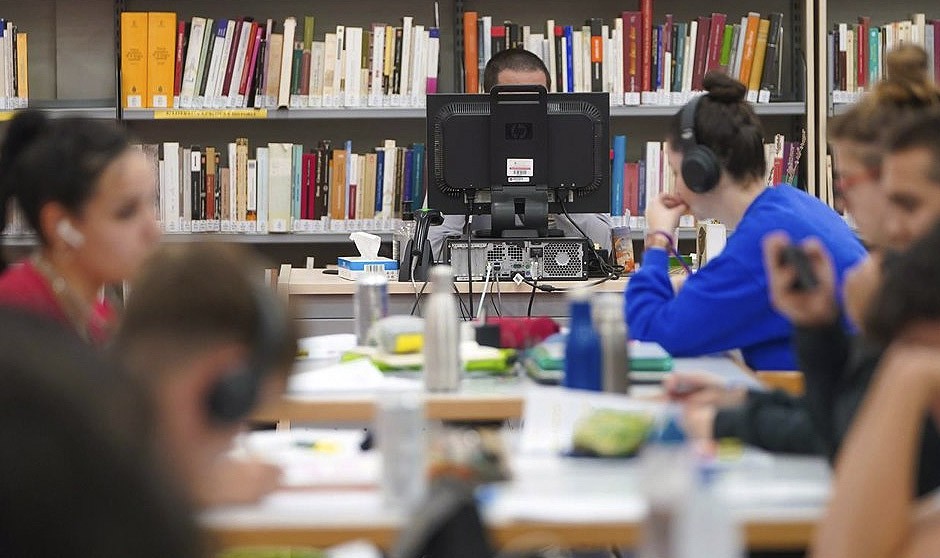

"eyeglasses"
[834,167,879,193]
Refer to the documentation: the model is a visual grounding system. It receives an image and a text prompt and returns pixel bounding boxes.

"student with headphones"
[0,110,162,344]
[625,72,865,370]
[112,242,298,506]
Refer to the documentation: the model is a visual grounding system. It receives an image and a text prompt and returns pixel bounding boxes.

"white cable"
[475,262,493,319]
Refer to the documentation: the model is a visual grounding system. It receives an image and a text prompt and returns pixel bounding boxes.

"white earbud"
[56,220,85,249]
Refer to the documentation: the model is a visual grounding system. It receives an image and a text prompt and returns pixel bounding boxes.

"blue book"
[651,25,662,91]
[402,147,414,215]
[411,143,426,210]
[611,136,626,217]
[375,148,385,213]
[564,26,575,92]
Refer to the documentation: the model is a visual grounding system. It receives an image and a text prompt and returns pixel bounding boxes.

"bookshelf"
[816,0,940,209]
[0,0,812,268]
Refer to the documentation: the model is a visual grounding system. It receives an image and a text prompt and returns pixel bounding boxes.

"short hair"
[667,71,766,182]
[483,48,551,92]
[113,242,298,383]
[0,307,203,558]
[866,221,940,344]
[884,107,940,185]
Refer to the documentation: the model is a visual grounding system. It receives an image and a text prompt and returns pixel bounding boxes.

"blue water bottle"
[564,290,602,391]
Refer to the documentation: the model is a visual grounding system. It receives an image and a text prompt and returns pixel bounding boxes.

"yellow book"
[15,33,27,102]
[236,138,249,222]
[147,12,176,109]
[330,148,347,220]
[121,12,148,108]
[747,19,771,94]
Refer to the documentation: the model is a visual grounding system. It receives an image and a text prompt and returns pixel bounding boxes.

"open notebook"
[523,333,673,385]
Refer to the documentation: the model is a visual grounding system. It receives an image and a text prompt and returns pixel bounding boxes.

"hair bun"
[0,110,50,168]
[703,71,747,103]
[875,45,940,107]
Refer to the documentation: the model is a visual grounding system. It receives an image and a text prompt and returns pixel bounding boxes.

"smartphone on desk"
[778,245,819,291]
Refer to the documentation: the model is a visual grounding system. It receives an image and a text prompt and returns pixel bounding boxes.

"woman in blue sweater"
[625,72,866,370]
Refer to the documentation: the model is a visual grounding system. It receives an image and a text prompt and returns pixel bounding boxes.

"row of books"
[134,139,425,235]
[0,19,27,109]
[609,133,805,220]
[828,14,940,100]
[120,12,440,110]
[460,4,786,105]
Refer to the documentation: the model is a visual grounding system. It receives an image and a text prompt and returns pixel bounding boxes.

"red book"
[691,17,711,91]
[662,14,674,57]
[221,18,245,99]
[173,20,187,99]
[239,23,262,97]
[300,152,313,219]
[639,0,653,91]
[304,153,318,219]
[706,13,727,73]
[622,11,641,93]
[857,17,869,89]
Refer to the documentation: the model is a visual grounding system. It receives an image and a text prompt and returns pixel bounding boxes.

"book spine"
[463,12,478,93]
[639,0,652,91]
[120,12,148,109]
[590,18,603,92]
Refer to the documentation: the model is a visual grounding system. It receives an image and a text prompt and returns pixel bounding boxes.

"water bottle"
[376,388,427,511]
[675,462,744,558]
[563,290,602,391]
[354,272,389,346]
[423,265,461,392]
[593,293,629,394]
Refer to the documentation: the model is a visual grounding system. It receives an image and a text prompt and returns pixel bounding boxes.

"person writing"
[626,71,865,370]
[427,48,612,260]
[0,110,161,344]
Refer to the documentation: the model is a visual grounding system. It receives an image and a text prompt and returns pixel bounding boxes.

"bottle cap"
[651,411,687,445]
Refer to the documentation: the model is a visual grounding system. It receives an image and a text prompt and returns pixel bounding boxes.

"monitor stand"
[475,188,563,239]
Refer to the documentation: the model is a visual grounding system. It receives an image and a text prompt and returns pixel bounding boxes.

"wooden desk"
[281,267,628,336]
[253,356,764,425]
[204,453,828,552]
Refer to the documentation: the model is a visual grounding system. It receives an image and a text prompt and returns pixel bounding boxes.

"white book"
[560,36,568,92]
[547,19,557,92]
[685,20,699,92]
[228,20,254,107]
[227,143,237,229]
[203,21,228,108]
[645,142,661,210]
[914,13,926,49]
[180,147,192,228]
[0,26,8,108]
[332,26,345,106]
[400,16,413,97]
[662,51,672,96]
[310,41,325,107]
[267,143,293,232]
[928,24,936,83]
[256,147,269,233]
[526,33,543,56]
[426,28,440,96]
[482,16,492,69]
[409,26,426,106]
[602,24,610,93]
[343,26,363,107]
[158,159,166,226]
[247,158,258,224]
[162,142,180,232]
[369,24,386,106]
[614,19,624,100]
[381,140,396,218]
[572,31,583,92]
[322,33,337,105]
[4,23,12,103]
[732,16,748,81]
[582,25,591,93]
[180,16,207,108]
[210,20,236,107]
[522,25,531,49]
[277,17,297,108]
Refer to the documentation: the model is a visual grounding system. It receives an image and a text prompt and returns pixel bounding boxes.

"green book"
[719,24,734,71]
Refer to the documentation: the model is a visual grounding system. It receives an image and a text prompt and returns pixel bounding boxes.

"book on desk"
[523,333,673,384]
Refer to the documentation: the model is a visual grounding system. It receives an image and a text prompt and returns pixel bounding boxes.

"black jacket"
[713,321,940,496]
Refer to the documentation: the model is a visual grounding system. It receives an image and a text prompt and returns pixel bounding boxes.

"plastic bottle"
[674,461,743,558]
[593,293,629,394]
[563,289,602,391]
[423,265,461,392]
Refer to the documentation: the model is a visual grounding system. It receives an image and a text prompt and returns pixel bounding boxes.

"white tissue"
[349,231,382,259]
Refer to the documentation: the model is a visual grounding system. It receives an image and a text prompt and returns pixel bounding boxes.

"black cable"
[526,277,537,317]
[409,279,430,316]
[463,193,474,318]
[453,283,472,321]
[558,197,624,280]
[518,274,613,293]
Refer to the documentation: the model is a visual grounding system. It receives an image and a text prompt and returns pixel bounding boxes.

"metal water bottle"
[354,272,388,345]
[423,265,461,391]
[593,293,630,394]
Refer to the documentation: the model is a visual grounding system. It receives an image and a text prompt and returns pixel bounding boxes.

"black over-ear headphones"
[205,277,288,424]
[678,95,722,194]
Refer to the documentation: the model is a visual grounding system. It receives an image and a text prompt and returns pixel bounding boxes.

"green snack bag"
[571,409,653,457]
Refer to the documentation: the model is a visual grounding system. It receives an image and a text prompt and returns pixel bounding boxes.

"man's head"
[483,48,551,91]
[881,108,940,251]
[112,243,297,496]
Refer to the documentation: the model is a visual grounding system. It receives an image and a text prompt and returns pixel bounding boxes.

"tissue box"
[337,256,399,281]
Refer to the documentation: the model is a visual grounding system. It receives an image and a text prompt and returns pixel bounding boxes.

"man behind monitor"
[427,48,613,260]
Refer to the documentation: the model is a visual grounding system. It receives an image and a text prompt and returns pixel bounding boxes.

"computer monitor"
[426,86,609,239]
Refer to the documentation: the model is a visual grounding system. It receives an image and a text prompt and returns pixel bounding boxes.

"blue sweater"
[625,186,866,370]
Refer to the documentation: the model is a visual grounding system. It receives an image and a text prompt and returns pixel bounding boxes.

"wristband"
[644,229,675,250]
